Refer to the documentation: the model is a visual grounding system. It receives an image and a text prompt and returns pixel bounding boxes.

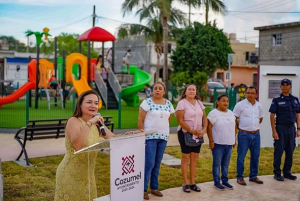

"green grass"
[2,145,300,201]
[0,98,212,129]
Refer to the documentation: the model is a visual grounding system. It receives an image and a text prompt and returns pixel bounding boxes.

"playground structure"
[0,26,152,110]
[121,65,151,106]
[0,60,36,109]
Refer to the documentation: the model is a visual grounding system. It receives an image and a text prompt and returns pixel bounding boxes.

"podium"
[75,131,156,201]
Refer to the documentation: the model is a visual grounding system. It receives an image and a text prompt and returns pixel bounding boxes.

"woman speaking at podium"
[138,81,175,200]
[54,90,115,201]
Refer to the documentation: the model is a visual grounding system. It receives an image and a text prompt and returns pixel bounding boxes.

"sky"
[0,0,299,48]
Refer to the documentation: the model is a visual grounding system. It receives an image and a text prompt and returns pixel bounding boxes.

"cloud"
[0,0,107,6]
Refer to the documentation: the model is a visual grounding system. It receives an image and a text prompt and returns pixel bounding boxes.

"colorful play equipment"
[38,59,64,110]
[66,53,102,108]
[0,60,36,109]
[121,65,151,106]
[39,59,54,88]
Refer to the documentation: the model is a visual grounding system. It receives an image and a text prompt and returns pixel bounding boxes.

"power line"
[228,11,300,14]
[51,16,91,31]
[236,0,282,11]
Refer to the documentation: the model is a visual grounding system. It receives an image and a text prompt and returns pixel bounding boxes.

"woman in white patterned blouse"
[138,81,175,200]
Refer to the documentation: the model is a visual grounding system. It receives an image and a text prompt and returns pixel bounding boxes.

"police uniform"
[269,93,300,176]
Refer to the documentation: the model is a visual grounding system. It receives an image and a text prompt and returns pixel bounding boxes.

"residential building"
[212,33,258,87]
[254,21,300,147]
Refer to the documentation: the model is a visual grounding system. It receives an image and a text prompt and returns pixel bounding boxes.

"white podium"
[75,131,156,201]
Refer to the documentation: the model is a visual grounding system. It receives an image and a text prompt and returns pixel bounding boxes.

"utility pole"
[188,0,191,26]
[92,5,96,50]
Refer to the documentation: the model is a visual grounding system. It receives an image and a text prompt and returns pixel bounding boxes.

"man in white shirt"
[233,86,263,186]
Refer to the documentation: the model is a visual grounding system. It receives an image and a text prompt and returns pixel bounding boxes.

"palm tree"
[179,0,202,26]
[122,0,186,97]
[203,0,226,25]
[118,14,182,82]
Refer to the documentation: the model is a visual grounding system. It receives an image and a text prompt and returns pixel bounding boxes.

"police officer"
[269,78,300,181]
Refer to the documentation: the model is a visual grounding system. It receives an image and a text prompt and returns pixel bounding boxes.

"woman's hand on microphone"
[89,116,104,125]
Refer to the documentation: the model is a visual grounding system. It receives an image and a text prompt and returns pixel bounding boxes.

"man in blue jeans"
[233,86,264,186]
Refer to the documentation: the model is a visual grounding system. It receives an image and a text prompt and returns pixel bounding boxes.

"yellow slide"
[66,53,102,108]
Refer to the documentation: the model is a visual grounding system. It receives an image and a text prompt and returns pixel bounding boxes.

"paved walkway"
[1,132,300,200]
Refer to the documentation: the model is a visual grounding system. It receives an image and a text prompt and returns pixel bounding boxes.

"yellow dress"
[54,118,102,201]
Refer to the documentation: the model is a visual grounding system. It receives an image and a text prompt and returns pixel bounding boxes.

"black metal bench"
[102,116,114,132]
[14,118,67,166]
[14,117,114,166]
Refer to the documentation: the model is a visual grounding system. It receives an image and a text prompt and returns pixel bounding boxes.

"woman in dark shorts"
[175,84,207,193]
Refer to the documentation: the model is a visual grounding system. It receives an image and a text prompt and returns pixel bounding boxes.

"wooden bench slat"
[28,118,67,122]
[30,134,65,140]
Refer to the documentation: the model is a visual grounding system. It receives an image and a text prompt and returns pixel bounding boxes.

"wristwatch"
[297,127,300,130]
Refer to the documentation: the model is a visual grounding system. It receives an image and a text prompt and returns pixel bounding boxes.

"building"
[0,50,53,87]
[114,35,175,84]
[254,21,300,147]
[212,33,259,87]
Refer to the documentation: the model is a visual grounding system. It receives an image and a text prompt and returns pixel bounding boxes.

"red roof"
[77,27,116,42]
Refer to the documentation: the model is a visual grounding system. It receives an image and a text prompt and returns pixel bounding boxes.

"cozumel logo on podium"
[122,155,135,175]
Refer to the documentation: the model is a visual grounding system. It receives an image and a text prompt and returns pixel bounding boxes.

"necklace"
[151,98,165,118]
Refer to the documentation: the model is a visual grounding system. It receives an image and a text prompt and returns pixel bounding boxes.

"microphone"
[94,113,106,136]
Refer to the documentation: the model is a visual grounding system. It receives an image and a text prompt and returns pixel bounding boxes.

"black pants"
[273,124,296,176]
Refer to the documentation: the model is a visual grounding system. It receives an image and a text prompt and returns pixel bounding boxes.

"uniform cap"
[281,78,291,85]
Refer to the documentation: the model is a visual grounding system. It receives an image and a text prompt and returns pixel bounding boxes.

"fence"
[0,87,219,130]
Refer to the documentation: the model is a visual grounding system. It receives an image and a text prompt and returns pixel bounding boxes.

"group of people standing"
[54,78,299,200]
[140,78,300,200]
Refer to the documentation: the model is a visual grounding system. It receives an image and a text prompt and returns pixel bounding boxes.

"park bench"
[14,116,114,166]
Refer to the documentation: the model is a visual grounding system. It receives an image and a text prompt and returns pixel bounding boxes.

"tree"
[203,0,226,25]
[122,0,187,98]
[117,14,183,82]
[171,22,232,91]
[179,0,201,26]
[56,33,98,58]
[40,40,54,59]
[0,35,28,52]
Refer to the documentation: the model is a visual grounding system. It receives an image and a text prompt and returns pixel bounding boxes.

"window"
[272,34,282,46]
[225,72,230,81]
[245,52,249,63]
[216,72,224,81]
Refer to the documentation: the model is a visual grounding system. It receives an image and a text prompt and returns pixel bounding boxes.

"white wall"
[4,61,28,87]
[259,65,300,147]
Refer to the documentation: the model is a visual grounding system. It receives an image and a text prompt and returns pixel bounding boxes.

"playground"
[0,26,158,129]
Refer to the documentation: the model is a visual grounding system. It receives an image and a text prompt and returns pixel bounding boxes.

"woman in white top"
[207,95,236,191]
[175,84,207,193]
[138,81,174,200]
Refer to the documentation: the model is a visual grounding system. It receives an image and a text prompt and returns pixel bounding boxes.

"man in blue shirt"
[269,78,300,181]
[145,84,153,98]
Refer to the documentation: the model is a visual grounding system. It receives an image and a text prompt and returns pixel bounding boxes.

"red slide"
[0,60,36,109]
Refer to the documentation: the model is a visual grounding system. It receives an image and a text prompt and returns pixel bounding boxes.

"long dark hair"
[73,90,99,117]
[215,94,228,109]
[96,55,103,64]
[180,84,200,100]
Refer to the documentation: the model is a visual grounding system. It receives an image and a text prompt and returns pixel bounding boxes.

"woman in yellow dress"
[54,90,114,201]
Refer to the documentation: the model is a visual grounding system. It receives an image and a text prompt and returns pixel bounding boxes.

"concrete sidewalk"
[1,132,300,201]
[0,132,207,162]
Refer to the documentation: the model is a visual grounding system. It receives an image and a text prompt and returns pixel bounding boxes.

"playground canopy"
[77,27,116,42]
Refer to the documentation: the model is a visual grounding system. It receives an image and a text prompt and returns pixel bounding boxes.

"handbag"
[183,100,204,147]
[184,131,204,147]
